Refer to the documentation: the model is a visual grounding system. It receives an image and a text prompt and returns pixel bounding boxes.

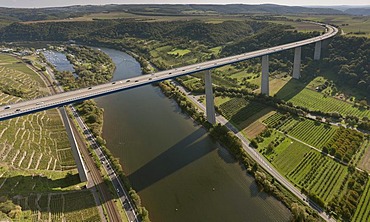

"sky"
[0,0,369,8]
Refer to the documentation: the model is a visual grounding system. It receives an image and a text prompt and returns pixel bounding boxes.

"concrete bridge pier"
[60,107,88,182]
[292,47,301,79]
[261,55,269,96]
[314,41,322,60]
[205,69,216,125]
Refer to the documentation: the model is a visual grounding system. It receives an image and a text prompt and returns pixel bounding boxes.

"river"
[47,47,292,222]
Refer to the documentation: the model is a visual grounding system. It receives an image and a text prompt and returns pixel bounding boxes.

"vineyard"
[262,112,289,128]
[264,113,338,150]
[0,55,74,171]
[272,141,311,176]
[280,88,370,118]
[281,119,337,149]
[258,131,347,204]
[218,98,267,129]
[288,150,347,203]
[0,51,103,221]
[12,191,100,221]
[352,179,370,222]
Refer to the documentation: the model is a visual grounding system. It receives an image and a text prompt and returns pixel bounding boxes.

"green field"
[352,179,370,222]
[12,191,100,221]
[284,14,370,38]
[218,98,267,129]
[278,118,337,149]
[278,87,370,118]
[167,48,191,57]
[0,53,98,221]
[258,130,347,204]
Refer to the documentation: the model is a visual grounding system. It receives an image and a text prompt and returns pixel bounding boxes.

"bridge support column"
[60,107,88,182]
[261,55,269,96]
[205,69,216,125]
[293,47,301,79]
[314,41,322,60]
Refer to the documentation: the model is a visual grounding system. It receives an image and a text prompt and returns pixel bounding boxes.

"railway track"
[32,61,122,222]
[70,120,122,222]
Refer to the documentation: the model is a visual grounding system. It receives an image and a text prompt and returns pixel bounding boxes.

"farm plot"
[286,119,337,150]
[0,109,72,170]
[282,88,370,118]
[0,170,81,195]
[263,112,290,128]
[287,151,347,203]
[13,191,99,221]
[0,54,73,171]
[272,141,311,176]
[219,98,267,129]
[352,179,370,222]
[64,191,100,221]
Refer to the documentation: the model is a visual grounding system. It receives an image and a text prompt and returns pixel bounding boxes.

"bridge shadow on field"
[128,128,217,192]
[0,173,104,216]
[274,78,307,101]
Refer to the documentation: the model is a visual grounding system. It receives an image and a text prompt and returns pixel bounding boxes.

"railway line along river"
[47,47,292,222]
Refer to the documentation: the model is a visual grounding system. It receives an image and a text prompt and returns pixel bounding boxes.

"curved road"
[0,23,338,120]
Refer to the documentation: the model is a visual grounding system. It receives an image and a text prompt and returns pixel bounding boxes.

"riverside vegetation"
[43,45,151,222]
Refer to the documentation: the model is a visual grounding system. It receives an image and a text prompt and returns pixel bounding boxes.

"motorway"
[0,23,337,120]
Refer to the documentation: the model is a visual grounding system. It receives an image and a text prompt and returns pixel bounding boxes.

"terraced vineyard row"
[352,179,370,222]
[287,119,337,149]
[13,191,100,221]
[219,97,249,119]
[284,89,370,118]
[0,107,72,170]
[272,141,311,175]
[0,54,73,170]
[262,112,287,128]
[287,151,347,203]
[219,98,267,129]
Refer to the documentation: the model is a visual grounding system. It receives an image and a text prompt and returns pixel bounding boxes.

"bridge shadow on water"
[128,128,217,192]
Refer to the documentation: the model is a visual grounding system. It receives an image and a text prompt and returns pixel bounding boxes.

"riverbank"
[95,47,291,222]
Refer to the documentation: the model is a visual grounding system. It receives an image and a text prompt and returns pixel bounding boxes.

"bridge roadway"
[0,23,337,121]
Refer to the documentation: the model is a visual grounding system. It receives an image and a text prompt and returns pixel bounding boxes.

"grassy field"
[276,80,370,118]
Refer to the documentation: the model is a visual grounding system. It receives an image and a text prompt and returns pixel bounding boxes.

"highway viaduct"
[0,22,338,221]
[0,22,338,125]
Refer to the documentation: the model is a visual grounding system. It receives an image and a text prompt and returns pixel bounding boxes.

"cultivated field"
[0,54,73,171]
[278,87,370,118]
[12,191,100,221]
[352,179,370,222]
[278,117,337,149]
[259,134,348,204]
[218,98,268,129]
[0,53,98,221]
